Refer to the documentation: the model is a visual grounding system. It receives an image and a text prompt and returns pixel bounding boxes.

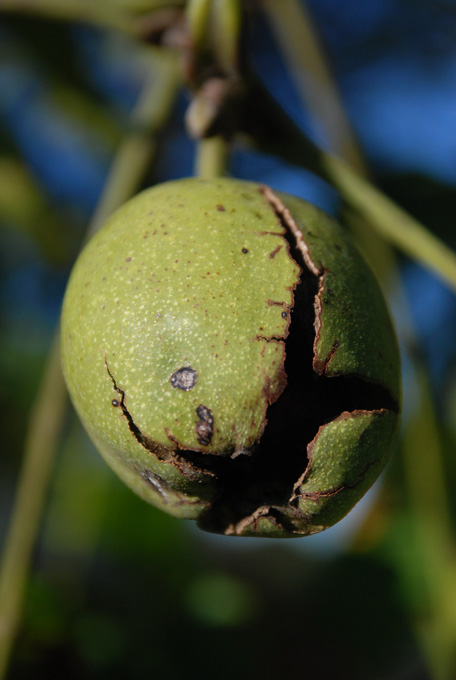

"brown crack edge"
[259,186,320,277]
[235,188,309,453]
[225,505,294,537]
[104,358,216,483]
[205,185,324,535]
[225,505,275,536]
[312,270,330,374]
[313,338,339,376]
[259,185,332,379]
[290,408,388,504]
[101,183,397,536]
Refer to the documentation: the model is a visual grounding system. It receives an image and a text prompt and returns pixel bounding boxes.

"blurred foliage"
[1,1,456,679]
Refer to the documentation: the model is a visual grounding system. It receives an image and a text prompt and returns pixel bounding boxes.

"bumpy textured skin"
[61,178,401,536]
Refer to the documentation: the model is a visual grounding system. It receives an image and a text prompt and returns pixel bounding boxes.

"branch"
[0,334,66,679]
[0,0,186,34]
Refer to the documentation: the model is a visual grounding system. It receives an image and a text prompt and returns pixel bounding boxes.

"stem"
[195,136,230,178]
[0,48,180,679]
[210,0,242,75]
[188,0,240,179]
[186,0,212,52]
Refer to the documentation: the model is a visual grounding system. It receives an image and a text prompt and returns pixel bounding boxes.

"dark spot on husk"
[105,361,212,485]
[111,399,120,407]
[196,405,214,446]
[216,204,226,211]
[241,247,249,254]
[106,361,169,459]
[170,366,197,391]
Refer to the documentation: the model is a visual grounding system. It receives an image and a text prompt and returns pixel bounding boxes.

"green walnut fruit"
[61,178,401,537]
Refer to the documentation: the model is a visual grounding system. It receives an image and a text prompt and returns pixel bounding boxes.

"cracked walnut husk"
[61,178,401,537]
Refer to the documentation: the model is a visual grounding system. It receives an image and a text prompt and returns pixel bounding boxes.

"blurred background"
[1,1,456,678]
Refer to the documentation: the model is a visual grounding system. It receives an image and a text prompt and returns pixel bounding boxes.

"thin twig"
[0,334,66,679]
[401,366,456,680]
[188,0,239,180]
[323,154,456,294]
[195,136,230,178]
[0,48,180,679]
